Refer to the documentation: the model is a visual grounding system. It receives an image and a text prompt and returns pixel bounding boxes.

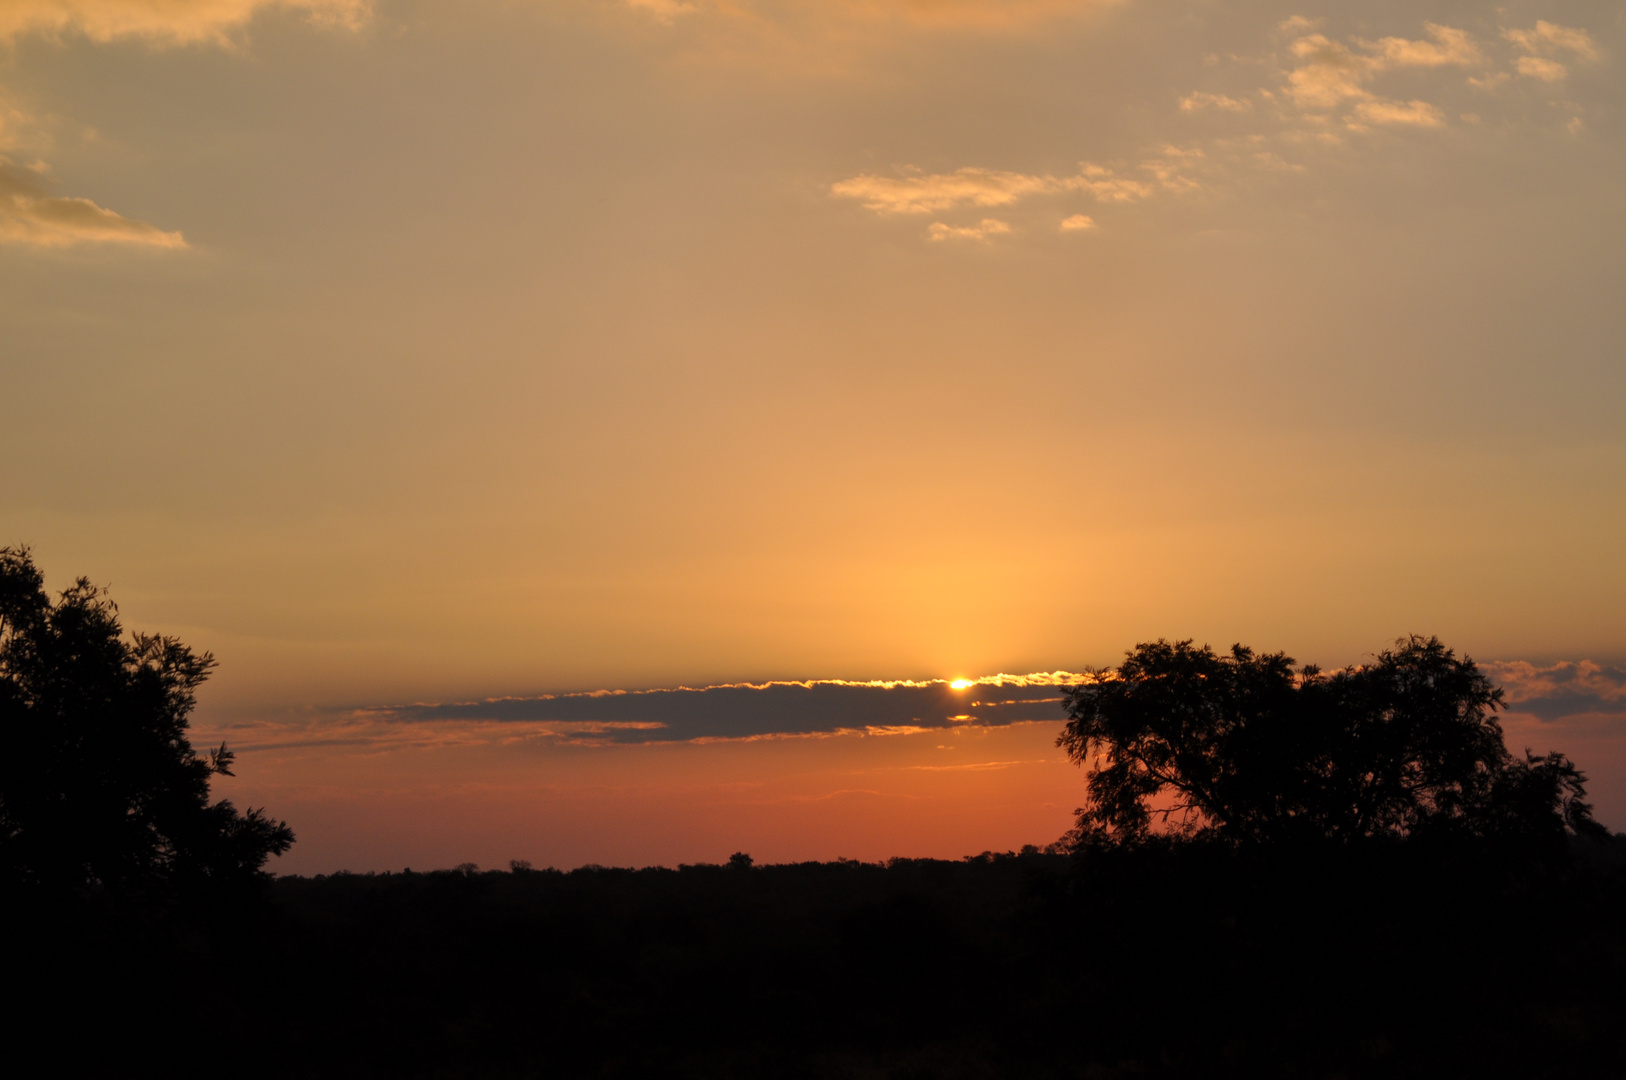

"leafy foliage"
[0,546,292,895]
[1058,635,1605,848]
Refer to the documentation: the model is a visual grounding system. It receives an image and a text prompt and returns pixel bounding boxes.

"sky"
[2,0,1624,872]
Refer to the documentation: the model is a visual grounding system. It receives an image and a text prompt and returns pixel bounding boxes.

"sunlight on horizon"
[3,0,1624,870]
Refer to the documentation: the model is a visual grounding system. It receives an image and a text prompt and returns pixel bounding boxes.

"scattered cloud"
[0,4,371,250]
[1284,32,1378,109]
[1180,91,1251,113]
[928,218,1010,240]
[626,0,697,25]
[1069,163,1157,202]
[0,0,368,45]
[830,167,1064,215]
[832,153,1198,236]
[1486,661,1626,721]
[624,0,1116,32]
[1279,22,1478,122]
[908,759,1047,771]
[1502,21,1600,63]
[1059,213,1095,231]
[1349,98,1444,128]
[1247,17,1604,134]
[0,156,186,249]
[1366,23,1482,69]
[1515,56,1568,82]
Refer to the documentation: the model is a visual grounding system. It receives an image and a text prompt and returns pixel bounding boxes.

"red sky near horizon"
[202,668,1626,875]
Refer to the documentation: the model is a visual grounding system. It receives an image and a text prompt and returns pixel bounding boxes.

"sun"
[949,678,975,690]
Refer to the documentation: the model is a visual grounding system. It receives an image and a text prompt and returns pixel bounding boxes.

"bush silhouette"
[1058,635,1605,849]
[0,546,292,897]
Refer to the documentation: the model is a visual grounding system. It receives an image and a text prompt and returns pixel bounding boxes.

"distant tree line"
[5,546,1624,1077]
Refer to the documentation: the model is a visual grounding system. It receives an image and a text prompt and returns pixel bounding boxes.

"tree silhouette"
[0,546,292,896]
[1058,635,1605,849]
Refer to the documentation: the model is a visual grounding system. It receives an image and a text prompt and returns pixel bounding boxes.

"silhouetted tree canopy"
[0,546,292,896]
[1058,635,1605,849]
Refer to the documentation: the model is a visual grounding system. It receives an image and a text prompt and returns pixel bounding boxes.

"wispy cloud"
[373,673,1088,743]
[834,12,1609,246]
[202,673,1092,753]
[0,156,185,248]
[0,0,368,45]
[626,0,698,25]
[1180,92,1251,113]
[201,659,1626,760]
[1280,22,1479,125]
[928,218,1010,241]
[1503,21,1599,63]
[830,167,1067,215]
[0,3,364,249]
[1169,14,1609,150]
[1348,98,1444,128]
[1486,661,1626,721]
[1365,23,1482,69]
[832,152,1198,238]
[624,0,1116,32]
[1501,21,1599,82]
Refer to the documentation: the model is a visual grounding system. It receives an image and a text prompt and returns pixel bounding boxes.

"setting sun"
[7,1,1626,1072]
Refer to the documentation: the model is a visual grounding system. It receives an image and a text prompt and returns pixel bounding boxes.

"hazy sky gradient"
[3,0,1623,868]
[193,662,1626,873]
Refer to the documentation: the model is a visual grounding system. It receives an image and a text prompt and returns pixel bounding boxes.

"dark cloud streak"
[365,678,1081,744]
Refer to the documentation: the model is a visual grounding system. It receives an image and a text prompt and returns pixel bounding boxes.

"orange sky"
[3,0,1624,870]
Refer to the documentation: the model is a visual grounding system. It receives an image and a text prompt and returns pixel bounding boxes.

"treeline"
[8,547,1626,1076]
[15,839,1626,1078]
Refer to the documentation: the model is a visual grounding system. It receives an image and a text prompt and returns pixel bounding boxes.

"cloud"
[203,660,1626,760]
[346,673,1088,747]
[1180,92,1251,113]
[1282,25,1475,110]
[832,154,1196,228]
[1266,20,1529,133]
[0,6,362,251]
[1059,213,1095,231]
[625,0,1115,32]
[1495,21,1602,83]
[1487,661,1626,722]
[1515,56,1568,82]
[0,0,368,45]
[830,167,1065,214]
[927,218,1010,240]
[1349,98,1444,128]
[1284,33,1383,108]
[1503,21,1600,63]
[1366,23,1482,69]
[0,156,186,248]
[626,0,697,24]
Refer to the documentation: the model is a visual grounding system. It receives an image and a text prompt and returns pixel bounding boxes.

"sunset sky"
[3,0,1623,873]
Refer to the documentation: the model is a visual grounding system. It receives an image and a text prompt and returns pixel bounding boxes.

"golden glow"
[4,0,1625,873]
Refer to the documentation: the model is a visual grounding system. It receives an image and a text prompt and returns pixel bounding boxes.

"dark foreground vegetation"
[7,545,1626,1077]
[13,840,1626,1078]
